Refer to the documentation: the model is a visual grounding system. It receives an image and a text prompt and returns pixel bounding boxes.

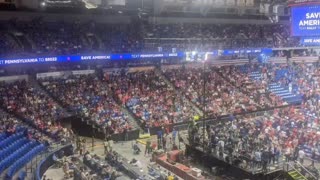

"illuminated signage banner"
[0,53,184,65]
[291,5,320,36]
[0,49,270,65]
[300,37,320,45]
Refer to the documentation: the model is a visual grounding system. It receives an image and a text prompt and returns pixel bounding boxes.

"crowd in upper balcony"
[143,23,298,51]
[0,20,302,58]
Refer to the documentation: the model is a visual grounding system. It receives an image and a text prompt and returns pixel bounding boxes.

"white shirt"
[298,150,305,159]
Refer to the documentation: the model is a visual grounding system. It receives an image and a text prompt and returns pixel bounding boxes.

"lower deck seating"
[0,131,46,179]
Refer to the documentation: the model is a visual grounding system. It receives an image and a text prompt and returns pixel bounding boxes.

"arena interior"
[1,0,320,180]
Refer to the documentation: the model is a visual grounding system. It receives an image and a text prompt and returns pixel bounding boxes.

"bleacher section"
[0,130,46,179]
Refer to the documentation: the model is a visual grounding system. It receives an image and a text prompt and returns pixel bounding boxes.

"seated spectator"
[0,80,68,138]
[106,69,198,127]
[163,66,259,116]
[40,74,132,134]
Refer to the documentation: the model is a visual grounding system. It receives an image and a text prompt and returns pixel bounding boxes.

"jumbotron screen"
[291,5,320,36]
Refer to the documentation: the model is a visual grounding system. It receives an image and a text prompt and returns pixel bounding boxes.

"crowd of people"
[0,110,21,135]
[0,61,318,136]
[83,151,122,179]
[0,80,67,139]
[105,69,198,128]
[0,20,305,58]
[40,74,132,134]
[217,65,285,108]
[144,24,297,51]
[230,62,320,105]
[163,66,259,116]
[0,59,320,178]
[2,20,143,57]
[15,20,89,56]
[0,32,23,58]
[196,103,319,175]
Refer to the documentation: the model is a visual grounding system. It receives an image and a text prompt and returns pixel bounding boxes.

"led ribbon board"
[0,52,184,65]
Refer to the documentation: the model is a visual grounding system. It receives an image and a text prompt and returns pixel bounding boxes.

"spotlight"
[40,2,46,7]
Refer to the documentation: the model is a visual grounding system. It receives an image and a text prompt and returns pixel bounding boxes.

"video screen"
[291,5,320,36]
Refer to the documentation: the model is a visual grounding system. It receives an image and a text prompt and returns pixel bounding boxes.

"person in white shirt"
[298,149,305,165]
[285,147,291,162]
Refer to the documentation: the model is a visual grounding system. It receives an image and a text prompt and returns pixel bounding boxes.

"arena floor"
[43,128,320,180]
[44,139,145,180]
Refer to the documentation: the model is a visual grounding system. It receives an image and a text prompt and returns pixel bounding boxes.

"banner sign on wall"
[0,48,271,66]
[300,37,320,45]
[291,5,320,36]
[0,52,184,66]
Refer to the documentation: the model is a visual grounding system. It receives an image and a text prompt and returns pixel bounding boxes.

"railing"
[283,161,318,180]
[35,144,73,180]
[295,161,318,180]
[283,162,306,179]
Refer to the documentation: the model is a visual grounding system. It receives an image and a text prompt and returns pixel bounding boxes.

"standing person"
[293,146,299,161]
[250,151,255,172]
[285,146,291,162]
[270,146,275,164]
[163,135,167,152]
[145,140,152,156]
[123,128,128,145]
[298,148,305,165]
[108,138,113,153]
[311,148,316,166]
[79,139,83,155]
[76,136,81,152]
[82,138,87,154]
[218,138,225,155]
[255,150,262,169]
[104,139,109,155]
[172,128,177,145]
[157,129,163,150]
[105,135,112,154]
[262,149,268,173]
[275,146,280,164]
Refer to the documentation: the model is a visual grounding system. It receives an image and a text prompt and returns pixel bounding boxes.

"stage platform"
[185,144,287,180]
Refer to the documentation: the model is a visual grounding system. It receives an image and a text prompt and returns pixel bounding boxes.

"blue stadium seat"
[6,144,46,178]
[18,171,26,180]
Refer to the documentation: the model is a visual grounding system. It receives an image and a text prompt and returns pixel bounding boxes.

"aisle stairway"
[268,83,302,104]
[288,170,307,180]
[246,70,302,105]
[248,71,262,80]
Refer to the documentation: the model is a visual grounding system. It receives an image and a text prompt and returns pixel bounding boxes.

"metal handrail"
[285,161,317,180]
[285,162,307,179]
[295,161,318,180]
